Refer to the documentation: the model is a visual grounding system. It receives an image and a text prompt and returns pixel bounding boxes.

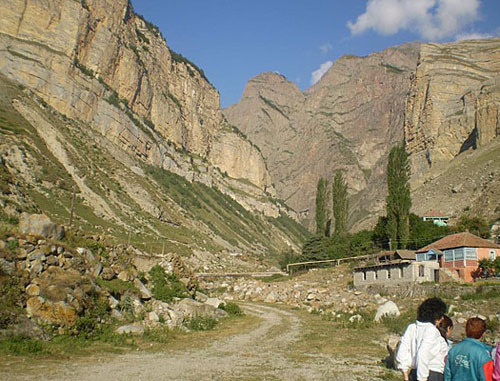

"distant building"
[353,250,439,287]
[422,209,449,226]
[416,232,500,282]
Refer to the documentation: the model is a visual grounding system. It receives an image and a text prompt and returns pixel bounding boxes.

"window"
[465,248,477,260]
[416,253,425,262]
[419,265,425,277]
[454,248,465,260]
[387,269,391,279]
[399,268,404,278]
[362,271,367,281]
[491,250,497,261]
[444,250,454,262]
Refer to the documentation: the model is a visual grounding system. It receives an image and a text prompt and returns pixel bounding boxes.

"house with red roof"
[422,209,449,226]
[416,232,500,282]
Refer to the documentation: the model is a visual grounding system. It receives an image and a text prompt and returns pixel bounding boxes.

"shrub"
[219,302,243,316]
[149,265,189,302]
[461,287,500,301]
[0,336,48,355]
[185,316,217,331]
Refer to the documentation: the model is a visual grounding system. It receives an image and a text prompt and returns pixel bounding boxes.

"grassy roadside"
[0,310,258,376]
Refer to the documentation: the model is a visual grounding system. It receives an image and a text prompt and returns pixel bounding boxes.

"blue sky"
[132,0,500,108]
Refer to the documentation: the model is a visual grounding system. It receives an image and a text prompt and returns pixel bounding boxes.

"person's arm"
[396,325,413,377]
[483,359,494,381]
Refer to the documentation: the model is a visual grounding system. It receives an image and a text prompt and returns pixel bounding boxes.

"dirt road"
[4,303,385,380]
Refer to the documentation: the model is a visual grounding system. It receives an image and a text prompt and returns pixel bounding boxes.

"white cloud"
[347,0,481,40]
[455,32,492,41]
[311,61,333,85]
[319,43,333,54]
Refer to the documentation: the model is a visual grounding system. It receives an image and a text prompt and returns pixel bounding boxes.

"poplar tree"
[332,170,348,236]
[315,177,328,236]
[386,145,411,249]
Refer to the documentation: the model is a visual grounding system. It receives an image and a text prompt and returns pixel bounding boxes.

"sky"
[132,0,500,108]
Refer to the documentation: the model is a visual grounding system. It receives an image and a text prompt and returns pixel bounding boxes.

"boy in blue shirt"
[444,317,494,381]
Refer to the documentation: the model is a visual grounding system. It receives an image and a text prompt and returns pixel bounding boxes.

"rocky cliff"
[225,39,500,231]
[405,38,500,185]
[0,0,308,262]
[0,0,274,193]
[225,43,421,230]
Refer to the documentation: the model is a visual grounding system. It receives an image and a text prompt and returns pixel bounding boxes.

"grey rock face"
[19,213,65,240]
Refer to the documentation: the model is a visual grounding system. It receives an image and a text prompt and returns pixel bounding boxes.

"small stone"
[108,295,120,309]
[29,259,44,276]
[205,297,223,308]
[115,325,144,335]
[134,279,152,300]
[111,309,124,321]
[148,311,159,322]
[26,283,41,296]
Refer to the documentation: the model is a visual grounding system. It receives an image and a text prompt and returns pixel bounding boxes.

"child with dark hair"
[396,297,448,381]
[444,317,494,381]
[438,315,454,348]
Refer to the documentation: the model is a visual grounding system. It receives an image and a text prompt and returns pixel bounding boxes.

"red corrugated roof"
[423,209,449,217]
[416,232,500,253]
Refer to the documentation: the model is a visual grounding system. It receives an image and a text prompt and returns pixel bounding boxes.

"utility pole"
[69,186,76,227]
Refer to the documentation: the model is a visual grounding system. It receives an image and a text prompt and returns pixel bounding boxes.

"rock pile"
[0,215,228,338]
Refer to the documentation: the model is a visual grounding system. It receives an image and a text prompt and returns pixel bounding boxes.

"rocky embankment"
[0,214,228,339]
[201,266,500,333]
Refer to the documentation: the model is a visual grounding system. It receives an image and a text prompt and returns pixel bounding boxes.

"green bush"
[0,336,49,355]
[185,316,217,331]
[461,287,500,301]
[219,302,243,316]
[143,326,172,343]
[453,215,490,238]
[149,265,189,302]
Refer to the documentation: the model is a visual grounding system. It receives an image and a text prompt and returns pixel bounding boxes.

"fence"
[286,253,379,273]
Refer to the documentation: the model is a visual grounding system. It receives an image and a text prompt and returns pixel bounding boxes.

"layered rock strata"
[405,38,500,186]
[0,0,272,194]
[225,43,421,230]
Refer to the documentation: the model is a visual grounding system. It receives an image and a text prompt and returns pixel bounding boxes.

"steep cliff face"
[225,43,421,230]
[0,0,271,193]
[0,0,305,264]
[405,38,500,186]
[226,39,500,231]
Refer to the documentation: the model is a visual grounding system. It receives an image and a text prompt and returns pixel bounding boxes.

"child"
[444,317,494,381]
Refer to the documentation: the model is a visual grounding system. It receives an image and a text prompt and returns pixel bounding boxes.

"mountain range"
[0,0,498,269]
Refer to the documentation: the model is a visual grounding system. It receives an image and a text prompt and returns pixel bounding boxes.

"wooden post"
[69,186,76,227]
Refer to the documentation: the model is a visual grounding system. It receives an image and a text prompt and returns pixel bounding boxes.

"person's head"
[465,317,487,339]
[417,297,447,324]
[438,315,453,339]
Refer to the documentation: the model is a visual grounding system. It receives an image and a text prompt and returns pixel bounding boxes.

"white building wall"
[354,261,440,287]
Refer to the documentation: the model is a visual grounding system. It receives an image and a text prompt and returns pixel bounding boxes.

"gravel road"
[3,303,383,380]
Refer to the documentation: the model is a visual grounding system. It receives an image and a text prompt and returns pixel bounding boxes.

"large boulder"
[173,298,227,321]
[19,213,65,240]
[374,301,400,322]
